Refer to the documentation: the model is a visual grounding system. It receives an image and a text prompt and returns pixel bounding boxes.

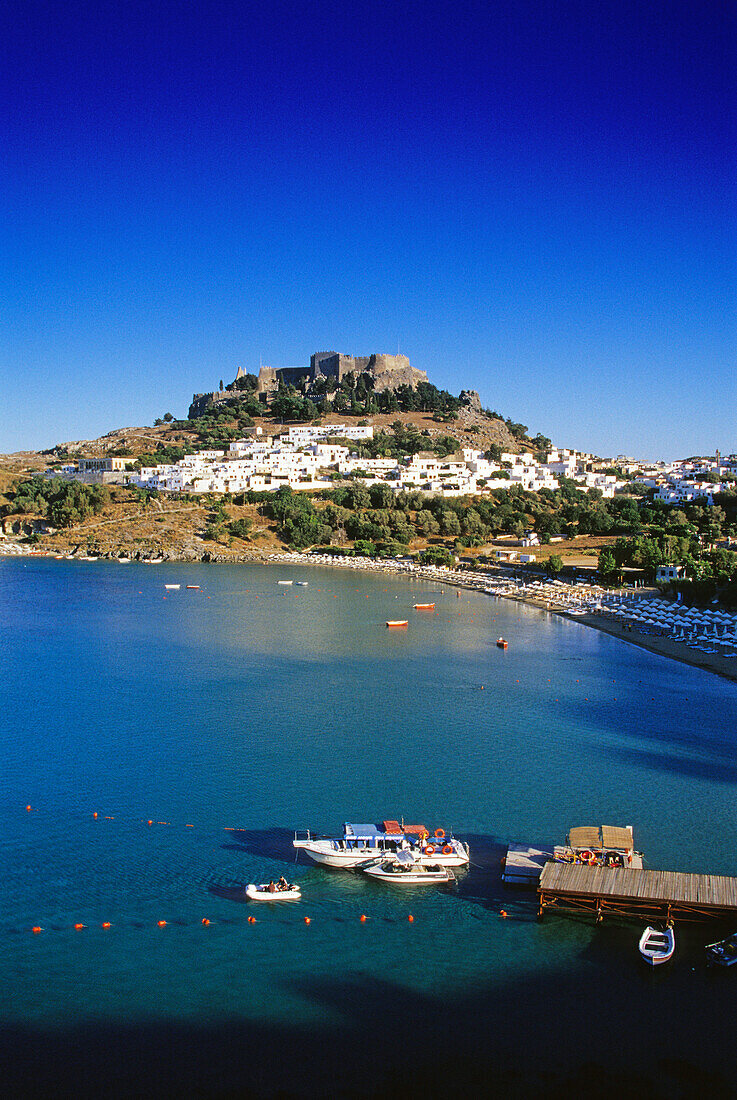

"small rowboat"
[639,924,675,965]
[164,584,181,590]
[413,603,435,610]
[245,883,301,902]
[186,585,200,590]
[705,932,737,966]
[386,620,408,628]
[496,637,508,649]
[277,580,293,586]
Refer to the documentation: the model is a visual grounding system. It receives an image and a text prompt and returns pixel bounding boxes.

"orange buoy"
[26,805,32,812]
[74,923,85,930]
[304,916,311,925]
[157,920,167,927]
[201,918,210,926]
[147,820,153,826]
[408,914,414,923]
[93,812,98,818]
[248,915,256,924]
[102,922,111,929]
[500,910,507,918]
[32,926,42,933]
[360,914,367,922]
[185,823,193,828]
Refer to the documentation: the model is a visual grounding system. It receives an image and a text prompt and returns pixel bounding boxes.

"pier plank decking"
[538,862,737,922]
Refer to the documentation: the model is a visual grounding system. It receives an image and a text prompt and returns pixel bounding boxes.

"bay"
[2,559,736,1097]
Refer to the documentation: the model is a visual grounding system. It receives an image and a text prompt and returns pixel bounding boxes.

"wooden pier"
[538,862,737,923]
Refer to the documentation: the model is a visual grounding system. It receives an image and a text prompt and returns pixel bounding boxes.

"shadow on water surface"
[557,680,737,784]
[2,959,735,1100]
[220,829,537,917]
[224,827,297,861]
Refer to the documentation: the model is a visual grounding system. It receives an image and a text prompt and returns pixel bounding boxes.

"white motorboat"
[362,850,455,885]
[295,581,309,586]
[164,584,180,590]
[705,932,737,966]
[293,821,470,869]
[277,580,294,586]
[639,924,675,965]
[246,882,301,901]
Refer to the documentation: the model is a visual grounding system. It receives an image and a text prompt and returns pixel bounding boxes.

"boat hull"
[294,842,468,868]
[362,864,453,886]
[298,849,378,869]
[639,926,675,965]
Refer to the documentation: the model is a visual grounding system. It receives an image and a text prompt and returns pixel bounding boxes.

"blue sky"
[1,0,734,459]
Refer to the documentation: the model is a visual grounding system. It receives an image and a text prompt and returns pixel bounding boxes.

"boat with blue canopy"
[293,820,470,868]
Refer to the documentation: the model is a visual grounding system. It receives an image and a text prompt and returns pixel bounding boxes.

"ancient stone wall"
[190,350,429,417]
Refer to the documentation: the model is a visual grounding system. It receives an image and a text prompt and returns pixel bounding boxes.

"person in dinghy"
[246,879,302,901]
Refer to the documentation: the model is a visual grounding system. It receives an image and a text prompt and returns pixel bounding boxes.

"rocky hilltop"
[190,349,428,418]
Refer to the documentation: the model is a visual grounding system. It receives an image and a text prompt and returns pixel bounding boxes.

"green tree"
[597,548,617,578]
[416,509,440,536]
[229,518,252,540]
[545,554,564,576]
[419,546,455,566]
[440,510,461,537]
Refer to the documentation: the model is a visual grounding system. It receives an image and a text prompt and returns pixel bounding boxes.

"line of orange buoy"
[23,912,429,934]
[23,804,257,835]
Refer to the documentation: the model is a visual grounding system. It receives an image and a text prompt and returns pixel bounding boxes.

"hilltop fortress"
[257,351,427,396]
[189,351,428,418]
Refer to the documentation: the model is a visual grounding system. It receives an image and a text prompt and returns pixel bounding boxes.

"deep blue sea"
[2,559,737,1098]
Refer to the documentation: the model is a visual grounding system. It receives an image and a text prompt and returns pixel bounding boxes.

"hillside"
[0,363,610,571]
[0,402,524,559]
[1,395,522,476]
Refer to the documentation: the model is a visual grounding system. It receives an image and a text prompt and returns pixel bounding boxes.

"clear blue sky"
[1,0,734,459]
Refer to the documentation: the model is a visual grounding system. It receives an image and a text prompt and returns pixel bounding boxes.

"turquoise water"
[2,559,737,1097]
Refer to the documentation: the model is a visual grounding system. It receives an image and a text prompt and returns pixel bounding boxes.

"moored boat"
[277,580,294,586]
[496,637,508,649]
[186,585,200,589]
[362,850,455,885]
[413,603,435,610]
[293,821,470,868]
[386,620,408,628]
[639,924,675,965]
[295,581,309,586]
[164,584,181,590]
[246,881,301,901]
[705,932,737,966]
